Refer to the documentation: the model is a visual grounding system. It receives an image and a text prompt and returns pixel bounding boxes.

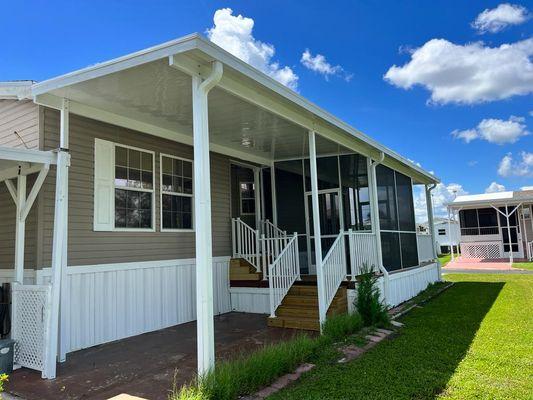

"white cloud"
[207,8,298,90]
[468,160,479,167]
[498,151,533,177]
[485,181,507,193]
[384,38,533,104]
[452,116,530,144]
[414,182,468,222]
[300,49,351,81]
[472,3,530,33]
[521,186,533,190]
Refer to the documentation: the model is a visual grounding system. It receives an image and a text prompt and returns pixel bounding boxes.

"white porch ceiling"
[37,59,345,162]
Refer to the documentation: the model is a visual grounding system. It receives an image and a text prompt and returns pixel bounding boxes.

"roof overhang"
[32,33,438,184]
[0,81,34,100]
[449,191,533,209]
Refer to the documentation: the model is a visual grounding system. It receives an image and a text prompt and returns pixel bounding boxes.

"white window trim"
[113,143,156,232]
[239,181,256,216]
[159,153,195,232]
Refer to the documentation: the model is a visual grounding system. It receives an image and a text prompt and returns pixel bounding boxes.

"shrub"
[322,312,363,342]
[171,335,318,400]
[356,264,389,327]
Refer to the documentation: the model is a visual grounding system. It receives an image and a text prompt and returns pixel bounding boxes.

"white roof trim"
[31,33,438,183]
[450,190,533,208]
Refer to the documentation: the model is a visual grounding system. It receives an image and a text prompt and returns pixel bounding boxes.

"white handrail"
[268,233,300,317]
[261,234,291,280]
[231,218,260,271]
[320,231,346,316]
[346,230,380,277]
[260,219,287,238]
[417,234,435,263]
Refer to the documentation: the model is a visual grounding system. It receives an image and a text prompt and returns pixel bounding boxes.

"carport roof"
[31,33,438,184]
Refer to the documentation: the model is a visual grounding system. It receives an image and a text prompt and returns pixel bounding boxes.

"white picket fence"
[320,232,346,316]
[417,234,435,263]
[268,233,300,317]
[346,230,380,277]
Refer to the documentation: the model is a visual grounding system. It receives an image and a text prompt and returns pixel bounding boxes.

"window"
[240,182,256,215]
[161,154,193,231]
[459,208,498,235]
[376,165,419,270]
[438,229,446,235]
[114,145,154,229]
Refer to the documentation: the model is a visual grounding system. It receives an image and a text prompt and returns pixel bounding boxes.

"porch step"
[230,258,262,281]
[267,284,347,331]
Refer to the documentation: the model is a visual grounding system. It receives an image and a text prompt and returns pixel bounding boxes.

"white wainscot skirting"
[229,287,270,314]
[386,262,440,307]
[347,262,440,311]
[36,257,232,354]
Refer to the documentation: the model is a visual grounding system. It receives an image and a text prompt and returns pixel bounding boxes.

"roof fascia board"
[35,93,271,166]
[449,200,531,209]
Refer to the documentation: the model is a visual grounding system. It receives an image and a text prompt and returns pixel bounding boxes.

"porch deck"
[6,313,307,400]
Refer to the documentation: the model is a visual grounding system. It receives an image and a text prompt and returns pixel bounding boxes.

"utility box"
[0,339,14,374]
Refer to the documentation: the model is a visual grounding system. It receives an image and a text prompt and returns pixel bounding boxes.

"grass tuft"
[322,312,363,342]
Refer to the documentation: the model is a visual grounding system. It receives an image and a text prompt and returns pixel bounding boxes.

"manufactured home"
[420,218,459,255]
[448,190,533,263]
[0,34,440,380]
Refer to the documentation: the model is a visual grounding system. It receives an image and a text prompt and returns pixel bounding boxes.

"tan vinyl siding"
[0,99,39,149]
[41,108,231,267]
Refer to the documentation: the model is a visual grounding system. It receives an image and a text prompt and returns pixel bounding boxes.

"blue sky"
[1,1,532,217]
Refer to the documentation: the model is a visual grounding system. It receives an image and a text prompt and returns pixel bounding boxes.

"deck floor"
[7,312,306,400]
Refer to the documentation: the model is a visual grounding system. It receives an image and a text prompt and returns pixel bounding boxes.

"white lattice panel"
[460,242,502,259]
[12,284,51,373]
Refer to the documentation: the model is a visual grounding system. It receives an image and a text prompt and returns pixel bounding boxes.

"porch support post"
[448,207,455,262]
[14,174,26,284]
[254,167,261,229]
[368,153,389,303]
[425,184,440,279]
[58,98,70,363]
[45,147,70,379]
[192,61,223,376]
[270,164,278,226]
[505,205,513,266]
[308,130,326,328]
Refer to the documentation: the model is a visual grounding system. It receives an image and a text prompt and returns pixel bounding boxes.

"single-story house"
[448,189,533,262]
[0,33,441,380]
[420,217,459,254]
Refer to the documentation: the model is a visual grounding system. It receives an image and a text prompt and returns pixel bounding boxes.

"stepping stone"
[365,334,385,343]
[255,386,279,398]
[376,328,393,335]
[295,363,315,374]
[390,320,404,327]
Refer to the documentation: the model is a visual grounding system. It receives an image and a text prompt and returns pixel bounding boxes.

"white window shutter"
[93,138,114,231]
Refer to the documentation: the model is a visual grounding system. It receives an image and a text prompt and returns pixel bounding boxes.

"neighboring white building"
[448,189,533,262]
[421,218,459,254]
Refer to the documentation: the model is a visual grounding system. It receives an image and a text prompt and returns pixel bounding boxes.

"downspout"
[369,152,389,304]
[426,183,440,279]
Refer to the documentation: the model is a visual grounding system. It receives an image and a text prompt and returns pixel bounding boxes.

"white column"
[308,131,326,327]
[425,184,440,279]
[254,167,261,229]
[44,149,70,379]
[14,174,26,284]
[59,99,70,363]
[448,208,455,261]
[270,164,278,226]
[505,205,513,266]
[192,61,222,376]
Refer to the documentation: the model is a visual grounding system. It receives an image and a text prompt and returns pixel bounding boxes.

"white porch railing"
[268,233,300,317]
[347,230,380,277]
[527,241,533,261]
[260,219,286,239]
[320,231,346,316]
[460,241,503,259]
[417,234,435,263]
[231,218,260,271]
[261,235,291,280]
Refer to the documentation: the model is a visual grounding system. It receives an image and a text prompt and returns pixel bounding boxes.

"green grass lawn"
[269,274,532,399]
[512,262,533,271]
[438,253,452,267]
